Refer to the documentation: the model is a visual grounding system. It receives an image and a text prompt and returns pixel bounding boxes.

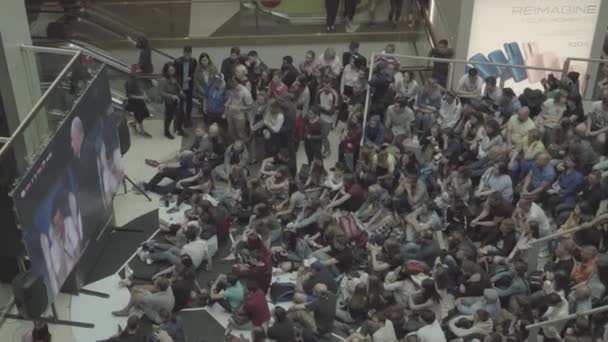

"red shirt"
[341,127,362,152]
[243,288,271,326]
[270,82,288,98]
[346,184,366,211]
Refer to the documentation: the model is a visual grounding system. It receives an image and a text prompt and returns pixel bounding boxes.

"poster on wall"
[12,68,124,303]
[467,0,601,93]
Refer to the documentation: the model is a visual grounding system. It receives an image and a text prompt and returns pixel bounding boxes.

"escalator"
[31,37,191,118]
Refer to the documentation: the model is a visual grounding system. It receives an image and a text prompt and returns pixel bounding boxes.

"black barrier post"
[3,302,95,329]
[123,174,152,201]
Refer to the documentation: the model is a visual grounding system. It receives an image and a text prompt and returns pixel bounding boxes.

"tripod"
[123,174,152,201]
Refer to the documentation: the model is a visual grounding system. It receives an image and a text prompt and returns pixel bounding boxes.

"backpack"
[337,215,368,248]
[269,282,296,303]
[528,270,544,293]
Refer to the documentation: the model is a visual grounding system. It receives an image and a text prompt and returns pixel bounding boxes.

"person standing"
[304,109,324,164]
[343,0,357,32]
[225,78,253,142]
[125,64,151,137]
[280,56,300,88]
[175,46,197,128]
[343,41,367,68]
[325,0,340,32]
[245,50,268,99]
[193,52,218,115]
[159,62,184,139]
[388,0,405,29]
[221,47,242,81]
[135,36,153,75]
[428,39,454,88]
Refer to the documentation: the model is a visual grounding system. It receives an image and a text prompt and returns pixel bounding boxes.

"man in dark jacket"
[221,47,242,81]
[281,56,300,88]
[175,46,197,128]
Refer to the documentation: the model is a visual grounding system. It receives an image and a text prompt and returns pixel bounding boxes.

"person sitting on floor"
[228,281,271,330]
[112,277,175,324]
[139,225,217,271]
[99,315,150,342]
[213,139,249,182]
[206,273,245,313]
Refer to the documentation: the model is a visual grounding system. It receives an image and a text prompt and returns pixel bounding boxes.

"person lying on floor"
[142,151,207,195]
[139,225,217,271]
[112,277,175,324]
[145,124,225,169]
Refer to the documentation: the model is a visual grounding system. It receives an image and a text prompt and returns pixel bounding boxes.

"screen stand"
[3,303,94,329]
[79,288,109,298]
[123,174,152,201]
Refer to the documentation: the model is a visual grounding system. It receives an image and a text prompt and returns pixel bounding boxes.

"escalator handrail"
[84,3,147,39]
[28,8,178,63]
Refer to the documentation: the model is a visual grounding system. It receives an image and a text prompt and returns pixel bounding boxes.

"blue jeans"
[511,158,534,182]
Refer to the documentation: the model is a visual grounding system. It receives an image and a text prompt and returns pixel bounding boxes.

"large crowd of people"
[112,37,608,342]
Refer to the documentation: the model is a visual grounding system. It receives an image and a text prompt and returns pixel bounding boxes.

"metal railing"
[563,56,608,101]
[0,45,82,162]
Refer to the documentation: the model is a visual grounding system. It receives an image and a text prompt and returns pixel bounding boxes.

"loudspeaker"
[12,271,48,319]
[117,116,131,156]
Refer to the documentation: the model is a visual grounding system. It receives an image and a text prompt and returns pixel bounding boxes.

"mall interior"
[1,1,608,341]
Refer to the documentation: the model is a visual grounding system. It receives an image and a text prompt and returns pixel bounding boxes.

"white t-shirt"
[456,75,484,96]
[439,96,462,129]
[372,320,397,342]
[528,202,551,236]
[416,319,447,342]
[181,239,208,268]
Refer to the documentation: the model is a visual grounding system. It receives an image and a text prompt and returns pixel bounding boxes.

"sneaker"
[167,206,180,214]
[136,182,149,192]
[118,279,131,288]
[124,264,134,279]
[137,249,149,263]
[165,132,175,140]
[128,121,137,132]
[145,159,160,167]
[141,130,152,138]
[111,310,130,317]
[223,254,237,261]
[146,258,153,265]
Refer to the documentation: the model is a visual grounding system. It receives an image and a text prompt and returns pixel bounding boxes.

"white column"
[0,0,46,167]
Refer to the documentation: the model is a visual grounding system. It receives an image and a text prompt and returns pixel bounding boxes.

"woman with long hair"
[367,275,388,312]
[408,278,443,321]
[265,166,291,206]
[159,62,185,139]
[299,50,320,75]
[193,52,218,114]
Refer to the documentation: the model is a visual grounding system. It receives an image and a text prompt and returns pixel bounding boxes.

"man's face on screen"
[51,209,66,242]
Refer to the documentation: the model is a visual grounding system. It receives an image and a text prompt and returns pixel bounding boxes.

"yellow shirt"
[521,137,546,160]
[507,116,536,147]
